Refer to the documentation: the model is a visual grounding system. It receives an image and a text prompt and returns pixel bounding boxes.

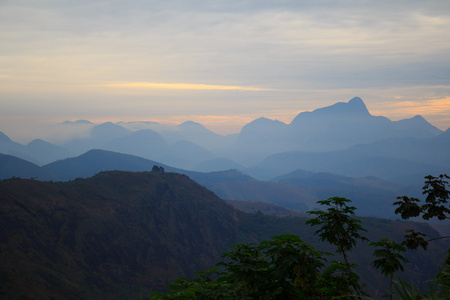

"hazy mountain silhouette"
[192,169,318,212]
[0,153,55,180]
[91,121,131,139]
[59,123,218,170]
[42,149,177,181]
[248,126,450,184]
[0,131,71,165]
[0,148,424,218]
[40,150,315,213]
[0,131,33,162]
[160,121,235,152]
[227,97,442,165]
[1,97,447,186]
[349,128,450,168]
[160,139,216,170]
[102,128,217,169]
[64,122,131,155]
[192,157,245,172]
[25,139,74,165]
[273,171,408,217]
[227,118,290,163]
[392,115,443,137]
[250,148,445,184]
[103,129,169,160]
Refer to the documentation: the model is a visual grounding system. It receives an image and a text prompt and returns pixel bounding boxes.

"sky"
[1,0,450,142]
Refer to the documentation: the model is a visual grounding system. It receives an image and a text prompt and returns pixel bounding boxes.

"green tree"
[259,234,327,299]
[217,242,270,298]
[393,174,450,297]
[394,174,450,250]
[152,235,330,299]
[370,238,408,300]
[154,175,450,299]
[306,197,369,299]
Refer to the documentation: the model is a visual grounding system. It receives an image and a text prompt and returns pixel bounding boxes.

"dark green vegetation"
[154,175,450,299]
[0,171,448,299]
[0,171,236,299]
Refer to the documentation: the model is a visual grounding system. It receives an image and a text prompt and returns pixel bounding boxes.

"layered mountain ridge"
[0,97,444,168]
[1,97,448,211]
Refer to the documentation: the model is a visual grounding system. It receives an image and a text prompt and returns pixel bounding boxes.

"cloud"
[2,1,449,93]
[385,97,450,116]
[1,0,450,134]
[102,82,274,91]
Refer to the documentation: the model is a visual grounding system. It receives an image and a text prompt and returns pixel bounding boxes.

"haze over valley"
[1,97,449,220]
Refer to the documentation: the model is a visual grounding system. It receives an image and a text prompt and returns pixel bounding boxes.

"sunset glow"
[373,97,450,118]
[1,1,450,140]
[104,82,274,91]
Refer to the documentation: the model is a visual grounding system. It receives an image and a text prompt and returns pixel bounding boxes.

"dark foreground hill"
[0,171,237,299]
[0,171,447,299]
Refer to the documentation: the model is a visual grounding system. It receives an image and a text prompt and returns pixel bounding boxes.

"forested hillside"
[0,171,447,299]
[0,171,237,298]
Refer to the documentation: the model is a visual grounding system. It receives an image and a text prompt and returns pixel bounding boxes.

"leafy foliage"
[306,197,369,253]
[151,234,369,299]
[395,174,450,221]
[370,238,408,299]
[307,197,369,299]
[154,198,375,299]
[155,176,450,300]
[371,239,408,277]
[394,174,450,250]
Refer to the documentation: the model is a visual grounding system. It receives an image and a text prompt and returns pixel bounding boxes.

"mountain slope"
[0,153,55,180]
[250,146,446,183]
[192,157,246,173]
[273,171,406,217]
[103,129,169,160]
[26,139,74,165]
[0,131,38,163]
[42,150,317,213]
[349,129,450,171]
[42,149,176,181]
[0,171,238,298]
[63,122,131,155]
[39,150,428,218]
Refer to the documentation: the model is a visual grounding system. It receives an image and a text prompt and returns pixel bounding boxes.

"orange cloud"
[386,97,450,115]
[103,82,274,91]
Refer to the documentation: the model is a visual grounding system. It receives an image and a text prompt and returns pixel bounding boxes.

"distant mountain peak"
[411,115,425,120]
[291,97,371,125]
[89,122,131,141]
[61,120,93,125]
[92,122,128,132]
[248,117,286,126]
[329,96,370,115]
[348,96,364,104]
[393,114,442,136]
[179,121,205,128]
[27,139,49,146]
